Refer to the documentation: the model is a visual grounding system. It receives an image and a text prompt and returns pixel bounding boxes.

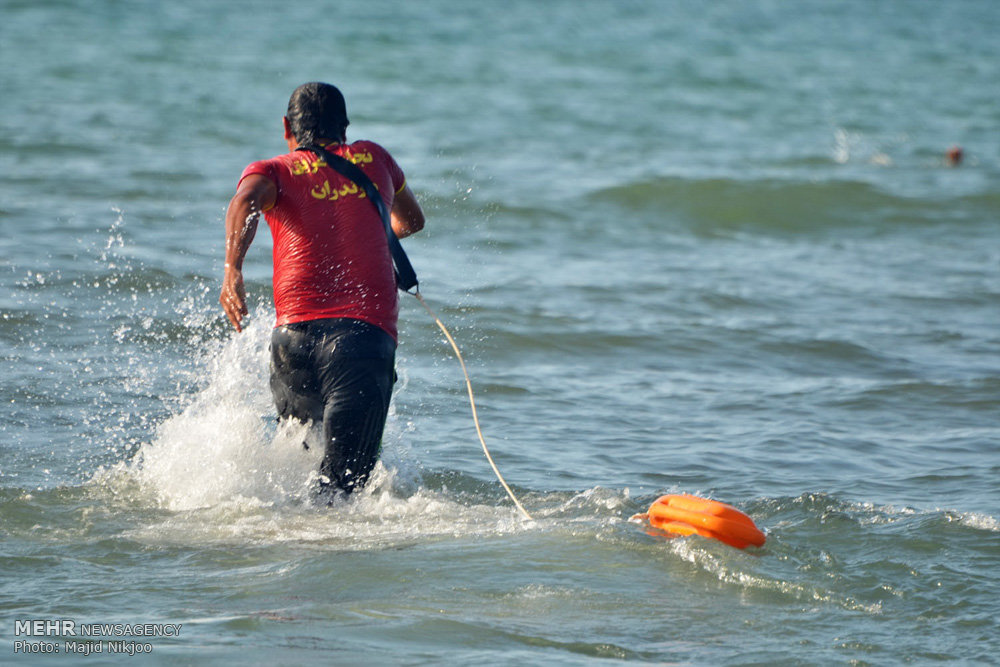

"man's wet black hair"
[286,82,350,144]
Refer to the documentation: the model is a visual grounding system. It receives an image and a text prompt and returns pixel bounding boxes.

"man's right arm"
[220,174,277,332]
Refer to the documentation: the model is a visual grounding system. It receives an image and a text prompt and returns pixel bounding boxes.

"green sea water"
[2,1,999,664]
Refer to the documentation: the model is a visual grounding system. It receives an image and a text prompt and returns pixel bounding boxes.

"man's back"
[240,140,407,339]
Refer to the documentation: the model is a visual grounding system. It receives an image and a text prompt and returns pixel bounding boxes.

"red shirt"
[239,141,407,340]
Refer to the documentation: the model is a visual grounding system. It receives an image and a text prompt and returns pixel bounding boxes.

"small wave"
[586,176,995,234]
[943,510,999,532]
[669,538,885,615]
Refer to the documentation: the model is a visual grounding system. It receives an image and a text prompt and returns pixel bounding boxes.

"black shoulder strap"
[296,144,418,292]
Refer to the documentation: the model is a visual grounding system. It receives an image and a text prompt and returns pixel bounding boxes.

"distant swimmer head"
[946,145,963,167]
[285,82,350,145]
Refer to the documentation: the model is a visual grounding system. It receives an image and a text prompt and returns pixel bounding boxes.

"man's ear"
[283,116,293,140]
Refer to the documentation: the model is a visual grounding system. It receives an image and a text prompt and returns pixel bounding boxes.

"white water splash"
[89,311,537,547]
[124,316,316,511]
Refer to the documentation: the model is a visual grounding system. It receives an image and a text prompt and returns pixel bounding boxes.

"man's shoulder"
[348,139,384,151]
[347,140,392,159]
[346,141,403,177]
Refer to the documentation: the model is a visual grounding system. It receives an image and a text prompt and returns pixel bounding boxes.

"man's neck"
[285,136,345,152]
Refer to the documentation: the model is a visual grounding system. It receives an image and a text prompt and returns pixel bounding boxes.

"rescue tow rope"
[412,290,534,521]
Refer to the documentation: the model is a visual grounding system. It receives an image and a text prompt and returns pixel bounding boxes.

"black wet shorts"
[270,318,396,494]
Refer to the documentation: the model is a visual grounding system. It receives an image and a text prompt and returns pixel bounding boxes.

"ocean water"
[2,1,998,664]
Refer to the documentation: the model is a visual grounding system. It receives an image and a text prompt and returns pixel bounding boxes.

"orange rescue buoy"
[632,494,765,549]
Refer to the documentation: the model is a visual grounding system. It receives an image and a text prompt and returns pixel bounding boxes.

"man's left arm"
[390,184,425,239]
